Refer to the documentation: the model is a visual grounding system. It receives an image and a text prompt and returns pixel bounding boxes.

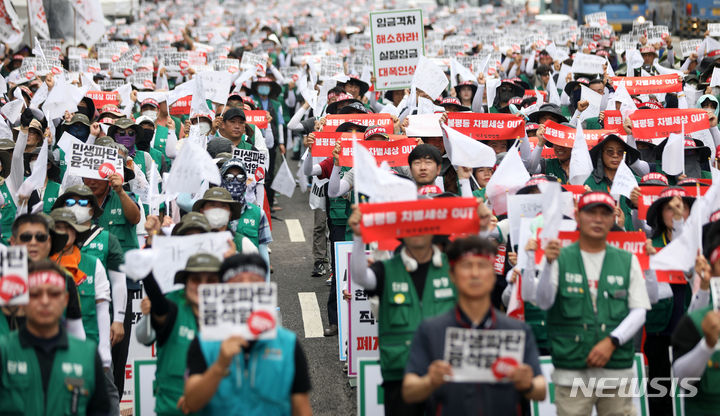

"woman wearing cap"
[585,134,642,231]
[671,221,720,415]
[643,186,696,414]
[134,253,222,415]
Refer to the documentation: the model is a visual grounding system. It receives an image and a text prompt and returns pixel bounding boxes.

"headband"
[28,271,65,289]
[222,265,267,282]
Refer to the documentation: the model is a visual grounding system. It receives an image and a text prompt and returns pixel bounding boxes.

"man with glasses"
[0,260,110,415]
[8,213,86,340]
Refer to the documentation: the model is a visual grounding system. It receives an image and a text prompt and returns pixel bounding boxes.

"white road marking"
[286,219,306,242]
[298,292,324,338]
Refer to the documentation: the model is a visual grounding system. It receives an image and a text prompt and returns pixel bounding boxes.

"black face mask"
[136,128,154,151]
[77,105,93,120]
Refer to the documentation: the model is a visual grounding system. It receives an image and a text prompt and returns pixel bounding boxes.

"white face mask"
[198,121,211,135]
[68,205,92,224]
[204,207,231,229]
[142,110,158,122]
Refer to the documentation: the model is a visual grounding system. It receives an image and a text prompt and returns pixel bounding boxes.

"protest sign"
[334,242,353,361]
[411,56,448,100]
[571,53,606,74]
[628,109,709,139]
[679,39,702,58]
[445,112,525,140]
[85,90,120,109]
[338,138,417,167]
[198,282,278,341]
[244,110,269,129]
[0,0,24,50]
[0,247,28,306]
[169,95,191,115]
[358,197,479,242]
[610,74,682,95]
[534,231,649,270]
[231,148,268,180]
[506,193,574,246]
[357,360,384,416]
[151,232,232,292]
[348,255,379,376]
[323,114,394,133]
[370,9,424,90]
[240,52,266,76]
[66,142,124,180]
[602,110,626,135]
[444,328,525,382]
[541,120,609,147]
[636,185,708,220]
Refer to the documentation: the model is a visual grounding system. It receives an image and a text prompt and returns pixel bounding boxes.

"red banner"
[542,120,612,148]
[628,109,710,139]
[85,91,119,109]
[524,90,548,102]
[562,185,587,200]
[311,132,409,158]
[603,110,626,135]
[338,138,417,167]
[446,112,525,140]
[637,185,709,220]
[244,110,268,129]
[535,231,649,270]
[359,197,479,242]
[169,95,191,115]
[323,114,394,133]
[610,74,682,95]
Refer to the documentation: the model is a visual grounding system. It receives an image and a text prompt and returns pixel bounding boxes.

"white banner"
[198,282,278,341]
[444,328,525,383]
[66,143,124,180]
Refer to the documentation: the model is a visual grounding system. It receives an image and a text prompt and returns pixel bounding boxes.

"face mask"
[136,128,153,151]
[115,135,137,157]
[198,122,211,135]
[142,110,158,122]
[257,85,271,96]
[222,178,247,205]
[204,207,231,229]
[68,205,92,224]
[66,124,90,142]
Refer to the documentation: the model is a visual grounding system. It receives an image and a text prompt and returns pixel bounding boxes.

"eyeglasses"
[64,198,90,207]
[604,149,624,157]
[18,232,49,243]
[224,173,246,182]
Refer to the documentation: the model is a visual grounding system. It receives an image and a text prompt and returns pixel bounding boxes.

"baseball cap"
[364,126,389,141]
[578,192,615,212]
[224,107,246,121]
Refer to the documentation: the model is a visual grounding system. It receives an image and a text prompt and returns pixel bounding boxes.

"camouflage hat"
[67,113,91,127]
[173,252,222,284]
[94,136,116,147]
[192,187,242,221]
[173,212,212,236]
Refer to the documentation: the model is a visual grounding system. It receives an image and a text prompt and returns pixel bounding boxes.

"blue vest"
[198,327,296,416]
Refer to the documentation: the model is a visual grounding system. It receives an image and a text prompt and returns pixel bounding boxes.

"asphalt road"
[268,157,357,415]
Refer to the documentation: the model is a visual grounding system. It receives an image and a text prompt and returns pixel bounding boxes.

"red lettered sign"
[542,120,611,148]
[535,231,649,270]
[170,95,191,115]
[610,74,682,95]
[244,110,269,129]
[637,185,708,220]
[85,90,120,109]
[446,112,525,140]
[311,132,409,158]
[603,110,625,135]
[628,109,709,139]
[359,197,479,242]
[323,114,394,133]
[338,138,417,167]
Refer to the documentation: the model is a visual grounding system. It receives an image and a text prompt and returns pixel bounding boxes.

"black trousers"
[327,224,346,325]
[382,379,425,416]
[266,146,277,208]
[111,288,139,400]
[644,333,673,416]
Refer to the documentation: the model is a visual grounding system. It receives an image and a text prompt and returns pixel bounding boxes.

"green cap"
[174,253,221,284]
[192,187,242,221]
[173,212,212,235]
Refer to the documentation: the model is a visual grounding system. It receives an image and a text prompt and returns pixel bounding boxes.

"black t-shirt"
[65,275,82,320]
[186,336,311,394]
[153,301,181,348]
[367,259,431,300]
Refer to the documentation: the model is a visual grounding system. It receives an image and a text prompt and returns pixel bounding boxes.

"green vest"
[544,158,568,184]
[0,180,17,245]
[0,331,97,415]
[584,117,602,130]
[57,148,68,182]
[42,181,61,214]
[328,167,351,227]
[155,290,198,416]
[233,204,262,248]
[0,314,9,336]
[154,125,169,157]
[81,228,111,267]
[378,253,456,381]
[233,134,255,151]
[524,302,548,351]
[77,253,100,345]
[547,242,635,369]
[96,191,139,253]
[685,306,720,415]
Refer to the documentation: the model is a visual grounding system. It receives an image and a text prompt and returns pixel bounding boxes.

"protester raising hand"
[543,239,561,263]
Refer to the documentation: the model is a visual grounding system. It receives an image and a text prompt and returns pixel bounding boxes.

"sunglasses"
[19,232,49,243]
[65,198,90,207]
[116,129,136,137]
[224,173,246,182]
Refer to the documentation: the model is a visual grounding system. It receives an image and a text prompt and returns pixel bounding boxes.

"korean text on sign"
[444,328,525,383]
[198,282,278,341]
[0,247,29,306]
[232,148,267,179]
[67,143,124,180]
[348,255,379,376]
[370,9,424,90]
